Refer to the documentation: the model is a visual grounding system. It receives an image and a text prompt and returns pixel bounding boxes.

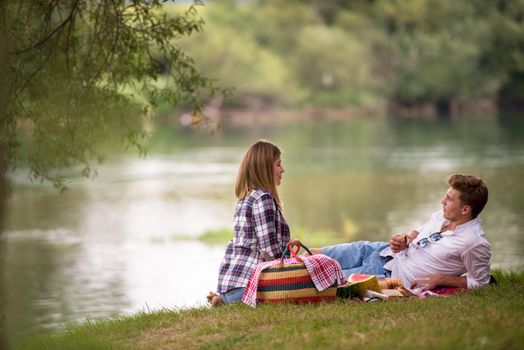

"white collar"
[441,215,481,235]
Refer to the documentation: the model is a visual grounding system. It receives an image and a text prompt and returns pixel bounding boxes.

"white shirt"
[382,211,492,292]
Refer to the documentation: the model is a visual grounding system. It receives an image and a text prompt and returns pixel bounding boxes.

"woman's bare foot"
[206,291,224,307]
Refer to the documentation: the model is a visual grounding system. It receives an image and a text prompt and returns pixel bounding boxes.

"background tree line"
[2,0,523,189]
[173,0,524,115]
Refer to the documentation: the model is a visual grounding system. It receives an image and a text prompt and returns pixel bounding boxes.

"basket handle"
[282,240,313,258]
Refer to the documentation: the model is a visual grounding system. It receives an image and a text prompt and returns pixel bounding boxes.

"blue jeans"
[221,287,246,304]
[321,241,390,278]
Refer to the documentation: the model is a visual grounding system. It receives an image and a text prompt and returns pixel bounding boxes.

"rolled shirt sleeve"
[462,242,492,289]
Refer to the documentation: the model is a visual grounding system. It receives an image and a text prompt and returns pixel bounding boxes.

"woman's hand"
[285,238,302,257]
[288,238,301,248]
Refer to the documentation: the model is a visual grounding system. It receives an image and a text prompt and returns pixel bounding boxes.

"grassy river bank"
[16,269,524,350]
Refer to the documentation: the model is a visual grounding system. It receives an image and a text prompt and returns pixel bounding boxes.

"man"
[311,174,492,293]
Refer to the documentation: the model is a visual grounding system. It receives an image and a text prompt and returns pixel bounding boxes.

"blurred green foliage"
[174,0,524,110]
[1,0,221,189]
[3,0,524,189]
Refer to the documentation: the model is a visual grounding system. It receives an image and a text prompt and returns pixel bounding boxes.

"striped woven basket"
[256,243,338,304]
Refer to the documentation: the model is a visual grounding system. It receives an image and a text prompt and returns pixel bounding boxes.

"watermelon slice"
[337,274,381,298]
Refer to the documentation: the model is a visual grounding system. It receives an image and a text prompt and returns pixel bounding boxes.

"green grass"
[16,269,524,350]
[178,227,351,248]
[199,228,233,245]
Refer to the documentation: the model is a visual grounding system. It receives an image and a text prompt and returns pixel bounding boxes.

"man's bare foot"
[302,247,322,256]
[206,291,224,307]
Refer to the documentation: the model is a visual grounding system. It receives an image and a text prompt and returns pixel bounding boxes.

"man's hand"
[410,274,467,290]
[410,275,441,290]
[389,230,419,253]
[389,234,407,253]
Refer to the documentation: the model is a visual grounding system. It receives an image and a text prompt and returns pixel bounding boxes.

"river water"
[4,116,524,343]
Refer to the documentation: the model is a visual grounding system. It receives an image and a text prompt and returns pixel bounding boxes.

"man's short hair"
[447,174,488,218]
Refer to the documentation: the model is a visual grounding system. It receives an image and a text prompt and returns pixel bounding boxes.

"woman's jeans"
[221,287,246,304]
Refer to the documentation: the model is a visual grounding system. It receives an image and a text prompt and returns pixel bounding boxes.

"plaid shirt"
[217,189,290,294]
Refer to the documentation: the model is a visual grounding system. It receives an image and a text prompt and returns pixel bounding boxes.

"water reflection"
[5,117,524,344]
[6,231,129,338]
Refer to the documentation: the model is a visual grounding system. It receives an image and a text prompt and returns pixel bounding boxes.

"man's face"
[441,187,468,221]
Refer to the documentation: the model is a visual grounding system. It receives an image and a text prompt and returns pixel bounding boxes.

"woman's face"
[273,156,285,186]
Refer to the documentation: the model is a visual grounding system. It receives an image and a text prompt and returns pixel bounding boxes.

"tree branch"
[14,0,80,55]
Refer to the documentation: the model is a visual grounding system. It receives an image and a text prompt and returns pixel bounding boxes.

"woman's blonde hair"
[235,139,282,210]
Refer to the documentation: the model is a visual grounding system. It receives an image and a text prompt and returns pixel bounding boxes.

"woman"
[207,139,295,306]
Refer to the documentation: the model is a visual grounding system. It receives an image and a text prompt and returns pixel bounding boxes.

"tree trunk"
[0,174,7,350]
[436,99,451,120]
[498,71,524,111]
[0,1,9,346]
